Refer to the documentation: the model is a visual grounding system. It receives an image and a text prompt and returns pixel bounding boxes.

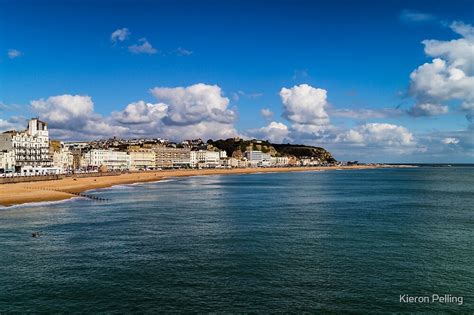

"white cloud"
[150,83,235,125]
[7,49,22,59]
[280,84,329,126]
[248,121,289,143]
[163,121,238,140]
[0,117,25,131]
[408,21,474,117]
[442,137,459,144]
[111,28,130,43]
[25,84,240,141]
[31,95,94,126]
[330,108,402,119]
[0,119,15,130]
[112,101,167,124]
[111,84,241,140]
[232,90,263,101]
[422,39,474,74]
[260,108,273,120]
[450,21,474,39]
[147,83,238,139]
[400,9,436,23]
[415,130,473,161]
[175,47,193,56]
[277,84,336,142]
[410,58,474,104]
[129,38,157,54]
[31,94,127,139]
[337,123,415,148]
[0,102,15,111]
[290,123,331,137]
[407,103,449,117]
[461,102,474,112]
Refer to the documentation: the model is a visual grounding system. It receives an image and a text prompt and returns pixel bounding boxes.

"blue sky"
[1,0,473,162]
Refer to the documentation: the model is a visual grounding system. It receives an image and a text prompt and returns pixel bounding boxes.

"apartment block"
[154,146,191,168]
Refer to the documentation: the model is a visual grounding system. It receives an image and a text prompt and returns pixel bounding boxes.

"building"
[60,142,91,171]
[19,166,62,176]
[129,149,156,170]
[0,150,15,173]
[288,156,300,166]
[244,150,271,167]
[190,150,200,167]
[222,157,247,168]
[274,156,289,166]
[0,118,52,172]
[154,146,190,168]
[300,158,321,166]
[83,149,130,171]
[190,150,222,168]
[51,141,74,172]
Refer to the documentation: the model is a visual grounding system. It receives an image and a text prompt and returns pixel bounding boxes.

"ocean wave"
[131,178,176,186]
[90,184,135,191]
[0,197,84,210]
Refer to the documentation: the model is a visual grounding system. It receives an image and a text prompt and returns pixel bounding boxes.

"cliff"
[207,138,336,163]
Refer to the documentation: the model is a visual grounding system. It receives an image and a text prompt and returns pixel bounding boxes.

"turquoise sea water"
[0,167,473,313]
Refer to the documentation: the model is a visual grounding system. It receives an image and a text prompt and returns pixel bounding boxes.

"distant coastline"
[0,165,395,207]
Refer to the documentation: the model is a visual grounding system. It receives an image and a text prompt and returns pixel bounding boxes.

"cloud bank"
[408,21,474,119]
[28,84,238,141]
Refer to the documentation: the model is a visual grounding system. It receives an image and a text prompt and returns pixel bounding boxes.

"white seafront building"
[0,150,15,173]
[0,118,52,173]
[244,150,272,167]
[190,150,226,168]
[272,156,289,166]
[83,149,130,171]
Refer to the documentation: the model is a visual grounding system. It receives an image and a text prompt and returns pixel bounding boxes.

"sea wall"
[0,172,124,184]
[69,172,123,179]
[0,175,65,184]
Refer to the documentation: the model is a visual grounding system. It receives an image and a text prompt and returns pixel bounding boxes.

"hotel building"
[0,118,52,172]
[83,149,130,171]
[190,150,224,168]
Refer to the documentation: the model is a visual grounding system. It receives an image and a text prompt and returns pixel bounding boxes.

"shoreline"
[1,165,388,207]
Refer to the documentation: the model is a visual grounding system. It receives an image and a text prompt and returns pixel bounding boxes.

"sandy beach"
[0,165,383,207]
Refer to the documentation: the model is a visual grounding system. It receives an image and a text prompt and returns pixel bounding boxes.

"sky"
[0,0,473,163]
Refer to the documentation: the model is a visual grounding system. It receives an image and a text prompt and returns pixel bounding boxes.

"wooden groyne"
[25,186,110,202]
[61,190,110,202]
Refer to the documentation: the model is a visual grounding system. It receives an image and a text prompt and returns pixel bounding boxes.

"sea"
[0,166,473,313]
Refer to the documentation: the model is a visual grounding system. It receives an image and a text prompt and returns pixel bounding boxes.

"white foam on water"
[0,197,85,210]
